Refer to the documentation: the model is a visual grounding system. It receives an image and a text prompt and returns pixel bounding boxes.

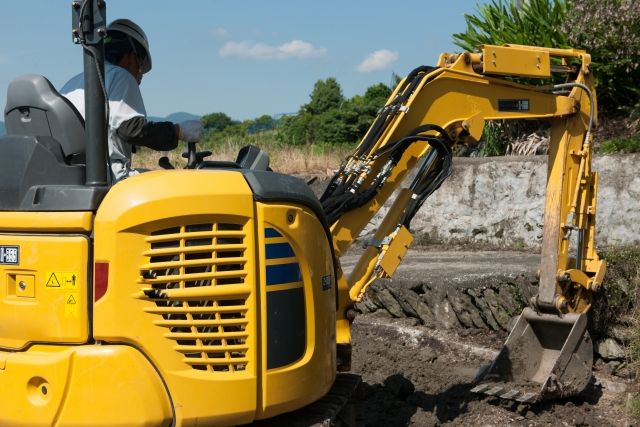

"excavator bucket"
[472,307,593,403]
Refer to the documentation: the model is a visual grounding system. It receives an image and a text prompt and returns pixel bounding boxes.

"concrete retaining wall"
[364,153,640,248]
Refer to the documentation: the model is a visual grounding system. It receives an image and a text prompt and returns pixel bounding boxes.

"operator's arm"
[117,117,179,151]
[107,66,183,151]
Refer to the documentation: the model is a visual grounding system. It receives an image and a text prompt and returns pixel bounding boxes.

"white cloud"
[211,27,229,39]
[219,40,327,60]
[357,49,399,72]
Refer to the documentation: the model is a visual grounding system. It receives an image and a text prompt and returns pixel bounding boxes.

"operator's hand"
[178,120,204,142]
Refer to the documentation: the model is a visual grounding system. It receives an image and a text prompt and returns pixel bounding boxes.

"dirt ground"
[348,312,632,427]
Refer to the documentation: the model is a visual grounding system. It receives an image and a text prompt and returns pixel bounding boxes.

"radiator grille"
[140,222,251,372]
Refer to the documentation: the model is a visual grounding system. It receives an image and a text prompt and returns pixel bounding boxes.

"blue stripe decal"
[265,228,282,238]
[266,243,295,259]
[266,263,302,285]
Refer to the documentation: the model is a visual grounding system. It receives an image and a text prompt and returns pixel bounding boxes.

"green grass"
[631,394,640,419]
[478,121,506,157]
[599,135,640,154]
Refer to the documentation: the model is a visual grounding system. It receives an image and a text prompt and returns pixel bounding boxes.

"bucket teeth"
[485,385,505,396]
[499,389,521,400]
[471,383,536,403]
[516,392,537,403]
[470,383,491,393]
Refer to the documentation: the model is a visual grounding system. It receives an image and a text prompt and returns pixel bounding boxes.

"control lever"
[158,156,175,169]
[182,142,212,169]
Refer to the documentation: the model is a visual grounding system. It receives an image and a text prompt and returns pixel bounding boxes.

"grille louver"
[140,222,251,372]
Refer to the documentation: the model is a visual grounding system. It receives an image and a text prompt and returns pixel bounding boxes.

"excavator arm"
[326,44,605,402]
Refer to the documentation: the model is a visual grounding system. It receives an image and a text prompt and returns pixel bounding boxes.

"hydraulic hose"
[552,82,594,139]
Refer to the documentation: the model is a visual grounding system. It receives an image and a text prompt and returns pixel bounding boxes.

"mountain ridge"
[148,111,201,123]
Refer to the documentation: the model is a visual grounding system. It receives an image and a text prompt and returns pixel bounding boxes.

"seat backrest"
[4,75,85,159]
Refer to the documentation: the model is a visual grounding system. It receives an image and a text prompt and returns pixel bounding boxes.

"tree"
[277,113,315,145]
[304,78,344,115]
[363,83,392,113]
[246,114,276,134]
[201,112,236,131]
[277,78,393,146]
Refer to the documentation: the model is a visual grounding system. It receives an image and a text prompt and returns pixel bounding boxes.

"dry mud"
[349,313,632,427]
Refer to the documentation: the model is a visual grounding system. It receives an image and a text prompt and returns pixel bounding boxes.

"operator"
[61,18,203,182]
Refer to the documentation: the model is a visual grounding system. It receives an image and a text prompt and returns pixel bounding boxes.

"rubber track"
[249,373,361,426]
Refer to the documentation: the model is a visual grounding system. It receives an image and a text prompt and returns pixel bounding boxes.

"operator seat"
[0,75,107,211]
[4,74,85,162]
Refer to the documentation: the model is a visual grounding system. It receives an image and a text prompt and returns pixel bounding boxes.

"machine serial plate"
[498,99,530,112]
[0,245,19,265]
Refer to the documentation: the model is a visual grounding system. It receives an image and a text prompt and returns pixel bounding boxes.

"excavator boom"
[326,44,604,402]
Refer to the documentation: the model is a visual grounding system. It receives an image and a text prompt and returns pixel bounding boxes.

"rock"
[497,284,519,315]
[482,288,512,330]
[608,324,632,344]
[420,283,461,329]
[472,227,487,236]
[354,299,373,314]
[431,298,460,329]
[375,287,405,318]
[467,288,501,331]
[447,289,486,329]
[386,280,435,324]
[513,274,538,303]
[596,338,625,361]
[356,280,398,316]
[355,292,379,313]
[603,361,621,375]
[598,378,627,393]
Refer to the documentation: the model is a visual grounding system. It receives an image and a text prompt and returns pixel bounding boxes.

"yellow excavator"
[0,1,605,425]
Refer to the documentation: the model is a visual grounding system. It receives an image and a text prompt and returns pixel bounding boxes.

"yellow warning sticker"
[45,272,79,289]
[64,292,79,317]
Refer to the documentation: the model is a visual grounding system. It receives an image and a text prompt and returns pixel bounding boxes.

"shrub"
[454,0,640,114]
[453,0,569,52]
[563,0,640,114]
[590,246,640,349]
[598,135,640,154]
[477,121,506,156]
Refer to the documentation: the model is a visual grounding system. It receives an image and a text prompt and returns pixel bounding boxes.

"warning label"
[45,272,78,289]
[64,292,80,317]
[46,273,61,287]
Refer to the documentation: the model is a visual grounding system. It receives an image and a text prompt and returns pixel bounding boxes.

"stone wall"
[350,252,539,332]
[363,153,640,249]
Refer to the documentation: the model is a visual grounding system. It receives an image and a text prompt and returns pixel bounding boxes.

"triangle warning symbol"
[46,273,61,287]
[67,295,77,304]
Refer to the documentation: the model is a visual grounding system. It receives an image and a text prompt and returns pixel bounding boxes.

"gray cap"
[107,19,152,74]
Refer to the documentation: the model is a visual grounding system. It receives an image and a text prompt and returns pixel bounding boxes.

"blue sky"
[0,1,486,120]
